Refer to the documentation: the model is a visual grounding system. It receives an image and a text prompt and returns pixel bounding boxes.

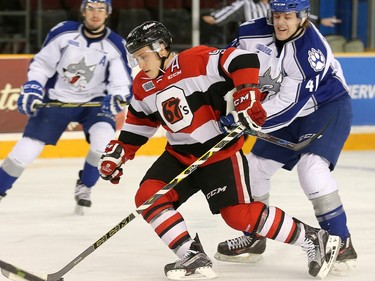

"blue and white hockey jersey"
[27,21,133,103]
[230,18,350,133]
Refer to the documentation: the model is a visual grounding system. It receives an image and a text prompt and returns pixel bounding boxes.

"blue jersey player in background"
[0,0,133,215]
[216,0,357,274]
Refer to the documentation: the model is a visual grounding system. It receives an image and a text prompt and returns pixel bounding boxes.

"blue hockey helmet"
[81,0,112,14]
[268,0,310,24]
[269,0,310,13]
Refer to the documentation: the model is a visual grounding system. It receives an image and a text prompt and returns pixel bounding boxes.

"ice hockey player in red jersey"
[99,21,340,280]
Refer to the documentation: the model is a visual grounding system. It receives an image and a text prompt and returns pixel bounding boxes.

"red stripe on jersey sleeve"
[231,68,260,88]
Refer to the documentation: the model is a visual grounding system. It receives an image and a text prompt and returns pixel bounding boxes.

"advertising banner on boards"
[0,54,374,134]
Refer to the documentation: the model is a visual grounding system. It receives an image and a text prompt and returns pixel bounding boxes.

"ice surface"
[0,151,374,281]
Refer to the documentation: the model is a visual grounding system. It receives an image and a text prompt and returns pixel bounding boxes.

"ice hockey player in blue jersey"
[0,0,133,215]
[215,0,357,273]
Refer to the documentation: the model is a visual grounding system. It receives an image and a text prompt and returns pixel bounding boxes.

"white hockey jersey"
[27,21,133,102]
[231,18,350,132]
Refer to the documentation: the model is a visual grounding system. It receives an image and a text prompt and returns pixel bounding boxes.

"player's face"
[132,46,163,79]
[82,3,108,31]
[272,12,301,41]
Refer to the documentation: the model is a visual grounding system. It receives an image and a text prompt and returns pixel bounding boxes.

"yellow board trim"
[0,133,374,159]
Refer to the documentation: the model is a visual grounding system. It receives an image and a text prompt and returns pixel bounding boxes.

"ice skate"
[332,235,358,275]
[74,171,92,215]
[302,226,340,279]
[164,234,217,280]
[214,234,265,263]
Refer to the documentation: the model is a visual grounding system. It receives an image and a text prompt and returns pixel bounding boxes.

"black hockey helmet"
[126,21,173,54]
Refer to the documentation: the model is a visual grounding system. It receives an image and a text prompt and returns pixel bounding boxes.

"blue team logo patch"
[142,81,155,91]
[308,48,326,72]
[256,43,272,56]
[68,39,80,47]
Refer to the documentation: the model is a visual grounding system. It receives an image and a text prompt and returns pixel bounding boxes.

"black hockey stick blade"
[0,260,61,281]
[246,118,330,151]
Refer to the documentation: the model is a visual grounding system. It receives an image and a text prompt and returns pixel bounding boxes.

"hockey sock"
[317,206,350,240]
[0,168,17,195]
[148,207,191,258]
[311,191,350,240]
[80,162,100,187]
[135,179,191,257]
[221,203,305,245]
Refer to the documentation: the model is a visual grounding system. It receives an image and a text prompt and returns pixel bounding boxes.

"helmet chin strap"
[156,50,173,77]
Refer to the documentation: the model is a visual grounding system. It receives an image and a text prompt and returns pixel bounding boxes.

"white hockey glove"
[18,80,44,116]
[101,94,126,115]
[233,87,267,132]
[99,140,127,184]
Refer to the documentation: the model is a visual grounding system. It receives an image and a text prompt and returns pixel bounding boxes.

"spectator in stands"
[202,0,341,28]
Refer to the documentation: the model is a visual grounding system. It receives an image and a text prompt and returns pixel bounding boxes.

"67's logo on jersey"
[157,86,193,132]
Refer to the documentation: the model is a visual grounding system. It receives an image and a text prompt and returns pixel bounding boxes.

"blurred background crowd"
[0,0,374,54]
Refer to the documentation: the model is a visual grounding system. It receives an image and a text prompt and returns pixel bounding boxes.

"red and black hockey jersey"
[119,45,260,165]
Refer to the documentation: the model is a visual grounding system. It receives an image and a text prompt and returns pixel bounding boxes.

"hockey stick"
[0,125,246,281]
[0,261,45,281]
[245,120,328,151]
[0,122,327,281]
[34,101,128,108]
[251,117,331,151]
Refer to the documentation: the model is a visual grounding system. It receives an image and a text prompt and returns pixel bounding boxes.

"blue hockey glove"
[18,80,44,116]
[219,113,238,134]
[219,113,259,137]
[101,95,126,115]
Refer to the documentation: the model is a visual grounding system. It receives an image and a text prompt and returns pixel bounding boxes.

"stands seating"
[325,35,347,53]
[344,38,365,52]
[117,9,153,38]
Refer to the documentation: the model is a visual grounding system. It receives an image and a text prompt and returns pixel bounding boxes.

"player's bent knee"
[135,179,179,208]
[298,153,338,198]
[135,179,179,223]
[220,202,267,233]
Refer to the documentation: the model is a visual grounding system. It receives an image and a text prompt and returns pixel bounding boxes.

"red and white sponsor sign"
[0,56,29,133]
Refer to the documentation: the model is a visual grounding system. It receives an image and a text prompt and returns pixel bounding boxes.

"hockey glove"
[99,140,127,184]
[218,113,238,134]
[101,95,126,115]
[233,87,266,131]
[18,80,44,116]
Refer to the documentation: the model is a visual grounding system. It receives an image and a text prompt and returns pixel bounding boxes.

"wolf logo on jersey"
[258,68,282,101]
[63,57,96,89]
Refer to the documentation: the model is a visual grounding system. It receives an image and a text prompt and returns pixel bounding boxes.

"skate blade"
[166,266,217,280]
[74,204,85,216]
[331,259,358,276]
[316,235,341,279]
[214,252,263,263]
